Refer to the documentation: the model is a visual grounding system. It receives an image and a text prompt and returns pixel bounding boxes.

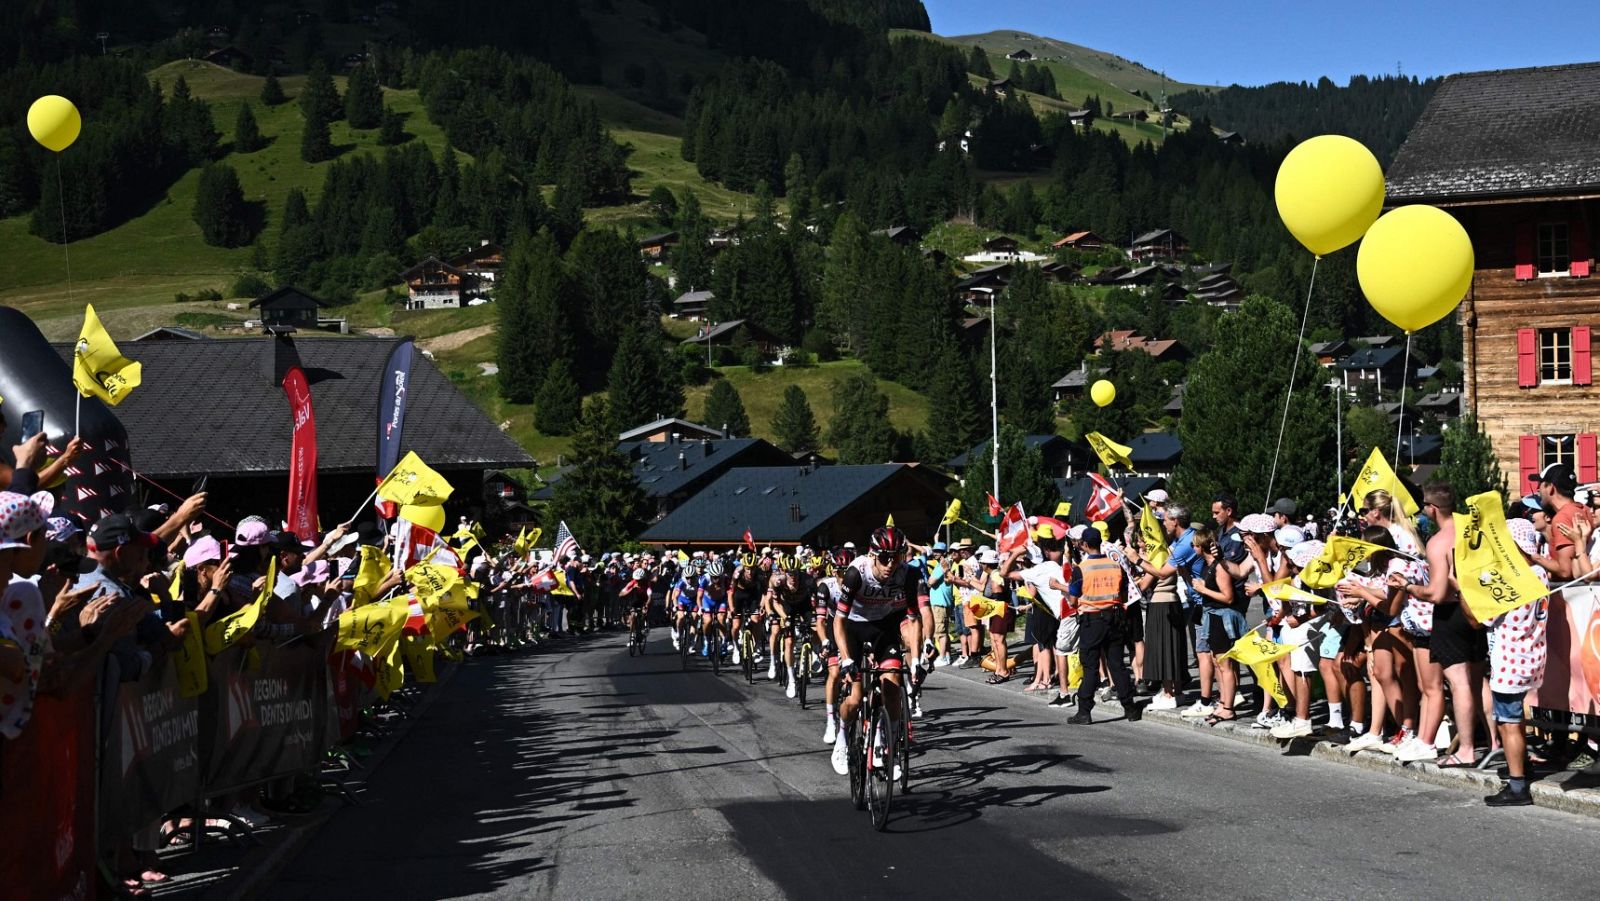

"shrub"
[229,272,272,298]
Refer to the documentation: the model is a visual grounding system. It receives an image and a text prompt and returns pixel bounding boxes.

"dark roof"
[680,319,786,347]
[1339,347,1406,371]
[1128,432,1183,466]
[133,326,207,341]
[249,286,328,310]
[947,434,1071,470]
[1388,62,1600,202]
[674,289,714,307]
[1398,433,1445,461]
[50,336,532,478]
[1132,228,1180,246]
[617,418,724,442]
[639,231,679,246]
[640,464,933,543]
[1311,340,1352,357]
[623,438,793,499]
[398,256,467,280]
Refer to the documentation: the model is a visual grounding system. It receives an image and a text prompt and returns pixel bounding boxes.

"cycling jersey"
[773,572,818,618]
[815,576,840,619]
[731,577,763,616]
[673,574,705,610]
[837,556,929,623]
[699,578,730,613]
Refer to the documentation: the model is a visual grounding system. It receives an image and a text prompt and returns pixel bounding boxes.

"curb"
[205,659,463,901]
[928,652,1600,819]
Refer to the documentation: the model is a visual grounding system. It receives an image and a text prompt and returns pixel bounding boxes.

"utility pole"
[989,291,1000,504]
[96,31,109,55]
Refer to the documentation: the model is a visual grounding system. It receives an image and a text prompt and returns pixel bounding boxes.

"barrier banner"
[328,650,364,743]
[99,660,202,846]
[1531,585,1600,734]
[204,637,331,790]
[0,691,98,901]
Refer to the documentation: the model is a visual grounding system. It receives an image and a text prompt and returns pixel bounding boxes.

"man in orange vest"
[1067,528,1141,724]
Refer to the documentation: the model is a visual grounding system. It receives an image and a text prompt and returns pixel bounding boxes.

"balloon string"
[55,154,73,303]
[1393,332,1412,472]
[1263,254,1319,510]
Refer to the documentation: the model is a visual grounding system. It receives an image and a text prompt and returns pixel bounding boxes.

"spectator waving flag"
[554,520,581,563]
[744,528,756,553]
[996,503,1029,556]
[1085,473,1122,522]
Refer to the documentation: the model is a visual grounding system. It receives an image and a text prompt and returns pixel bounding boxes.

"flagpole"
[989,291,1000,503]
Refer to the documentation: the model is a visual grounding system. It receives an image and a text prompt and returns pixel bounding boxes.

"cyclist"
[899,549,939,719]
[621,565,650,647]
[768,558,819,698]
[816,547,850,743]
[698,558,732,657]
[671,560,704,650]
[729,560,765,667]
[831,526,928,777]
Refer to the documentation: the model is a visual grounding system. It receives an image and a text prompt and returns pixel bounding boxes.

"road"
[268,632,1599,900]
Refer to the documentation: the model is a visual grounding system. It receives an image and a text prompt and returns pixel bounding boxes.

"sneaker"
[1123,703,1143,722]
[1066,711,1092,725]
[786,677,797,699]
[959,657,977,669]
[1484,785,1534,807]
[1096,686,1114,703]
[830,738,850,776]
[1234,691,1249,708]
[1272,719,1313,740]
[1395,737,1439,763]
[229,806,271,829]
[912,699,924,719]
[1049,693,1075,708]
[823,718,837,745]
[732,649,741,665]
[1345,731,1386,753]
[766,662,777,680]
[1149,693,1179,711]
[1251,711,1284,730]
[1378,731,1409,755]
[671,634,680,650]
[1180,700,1215,719]
[700,644,709,657]
[937,654,952,668]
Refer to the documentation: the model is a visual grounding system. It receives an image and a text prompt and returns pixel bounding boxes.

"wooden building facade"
[1387,61,1600,487]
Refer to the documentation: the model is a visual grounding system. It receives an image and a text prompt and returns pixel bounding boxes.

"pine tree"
[1433,415,1506,503]
[923,335,982,462]
[233,102,263,153]
[953,424,1057,542]
[548,396,647,551]
[673,191,713,291]
[828,372,897,464]
[498,232,567,403]
[703,379,751,437]
[549,170,584,249]
[300,111,333,163]
[379,107,406,144]
[784,152,812,225]
[300,60,341,123]
[772,384,820,453]
[260,73,287,106]
[967,46,994,79]
[608,321,683,434]
[647,185,678,224]
[192,162,251,247]
[345,65,384,129]
[534,358,582,436]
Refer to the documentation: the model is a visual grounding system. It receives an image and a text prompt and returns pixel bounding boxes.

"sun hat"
[0,492,46,551]
[1518,495,1544,514]
[1146,489,1170,503]
[235,515,272,547]
[1239,513,1277,534]
[976,548,999,565]
[293,559,331,588]
[1287,540,1323,570]
[1275,525,1305,548]
[1508,517,1540,556]
[182,535,225,568]
[47,516,82,544]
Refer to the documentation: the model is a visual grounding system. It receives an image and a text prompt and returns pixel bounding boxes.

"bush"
[740,343,769,371]
[782,349,813,368]
[229,272,272,298]
[174,288,223,303]
[801,327,838,362]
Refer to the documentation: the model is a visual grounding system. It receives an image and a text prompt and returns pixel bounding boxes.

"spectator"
[1067,528,1139,724]
[1127,503,1192,710]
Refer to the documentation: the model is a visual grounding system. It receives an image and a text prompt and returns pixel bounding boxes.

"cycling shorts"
[675,593,697,611]
[698,596,728,614]
[842,610,907,672]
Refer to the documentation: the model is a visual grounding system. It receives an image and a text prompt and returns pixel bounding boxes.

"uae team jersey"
[837,557,930,623]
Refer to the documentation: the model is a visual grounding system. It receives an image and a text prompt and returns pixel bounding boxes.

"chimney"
[722,423,730,438]
[260,329,302,387]
[678,451,687,471]
[788,503,802,523]
[671,432,680,444]
[703,437,713,455]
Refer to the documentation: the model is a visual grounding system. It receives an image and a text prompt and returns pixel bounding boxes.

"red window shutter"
[1581,434,1599,484]
[1515,224,1535,280]
[1520,435,1541,488]
[1572,217,1592,277]
[1517,328,1538,387]
[1575,326,1593,386]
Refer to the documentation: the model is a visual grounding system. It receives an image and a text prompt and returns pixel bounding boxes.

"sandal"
[986,674,1011,685]
[1204,708,1237,727]
[141,870,170,885]
[120,879,152,899]
[1439,752,1478,768]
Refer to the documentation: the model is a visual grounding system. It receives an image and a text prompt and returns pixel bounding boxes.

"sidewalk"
[929,647,1600,820]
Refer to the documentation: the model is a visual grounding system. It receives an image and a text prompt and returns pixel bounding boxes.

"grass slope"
[943,29,1215,99]
[684,360,931,454]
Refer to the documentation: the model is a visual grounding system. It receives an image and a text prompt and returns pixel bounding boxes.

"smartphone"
[19,410,43,442]
[192,475,209,495]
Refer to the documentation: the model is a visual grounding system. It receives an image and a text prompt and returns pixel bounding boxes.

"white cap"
[976,549,999,565]
[1067,525,1088,541]
[1146,489,1170,503]
[1275,525,1305,548]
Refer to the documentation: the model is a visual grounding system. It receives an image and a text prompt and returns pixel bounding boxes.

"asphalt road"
[267,632,1600,900]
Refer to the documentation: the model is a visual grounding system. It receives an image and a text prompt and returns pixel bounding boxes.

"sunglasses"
[874,550,903,564]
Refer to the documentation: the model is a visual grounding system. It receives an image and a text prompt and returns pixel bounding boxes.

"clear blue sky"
[922,0,1599,86]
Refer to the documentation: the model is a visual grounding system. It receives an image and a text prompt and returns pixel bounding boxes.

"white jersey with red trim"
[837,556,929,623]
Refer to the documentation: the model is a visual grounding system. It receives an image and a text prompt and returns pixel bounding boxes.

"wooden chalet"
[639,231,679,260]
[673,289,714,319]
[447,242,504,300]
[204,46,253,70]
[1094,330,1189,362]
[681,319,786,357]
[398,257,470,310]
[1129,228,1188,261]
[984,78,1011,98]
[1337,347,1419,396]
[1311,340,1354,366]
[1066,109,1094,128]
[249,286,327,330]
[873,226,922,246]
[1386,61,1600,485]
[1007,49,1034,61]
[1053,230,1109,251]
[983,235,1021,255]
[619,418,727,444]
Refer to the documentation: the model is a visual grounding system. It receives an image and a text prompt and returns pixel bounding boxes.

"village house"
[681,320,787,361]
[1386,61,1600,485]
[398,257,471,310]
[1007,49,1034,61]
[639,231,679,260]
[1053,230,1110,252]
[872,225,922,246]
[1093,329,1189,363]
[249,286,329,331]
[447,241,504,301]
[1337,346,1422,396]
[1128,228,1189,261]
[672,288,714,319]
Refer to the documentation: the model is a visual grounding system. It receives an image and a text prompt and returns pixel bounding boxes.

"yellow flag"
[376,451,454,506]
[940,499,962,527]
[965,594,1007,620]
[400,635,437,683]
[351,545,390,607]
[163,561,184,605]
[525,527,542,549]
[1139,503,1169,568]
[173,611,208,698]
[1299,536,1389,589]
[1054,501,1072,518]
[204,558,276,655]
[73,303,142,405]
[1219,629,1298,668]
[1454,492,1551,623]
[1347,447,1420,516]
[424,588,479,642]
[374,638,404,699]
[1262,579,1328,606]
[406,561,460,605]
[1085,431,1134,470]
[335,603,408,656]
[512,527,529,555]
[1250,662,1290,708]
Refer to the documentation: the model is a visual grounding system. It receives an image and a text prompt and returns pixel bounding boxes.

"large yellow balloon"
[1090,379,1116,407]
[1356,205,1474,334]
[27,95,81,153]
[1275,135,1384,257]
[400,502,446,532]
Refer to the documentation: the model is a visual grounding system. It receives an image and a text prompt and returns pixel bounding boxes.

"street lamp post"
[989,291,1000,502]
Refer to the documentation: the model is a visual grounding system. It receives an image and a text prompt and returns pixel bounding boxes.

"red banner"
[0,691,98,900]
[283,366,320,539]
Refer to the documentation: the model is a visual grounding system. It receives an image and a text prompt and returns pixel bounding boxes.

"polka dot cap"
[0,491,44,551]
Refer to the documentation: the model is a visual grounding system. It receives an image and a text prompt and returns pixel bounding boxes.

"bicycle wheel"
[679,622,692,670]
[847,719,866,811]
[867,704,896,831]
[742,629,755,684]
[796,641,811,709]
[711,628,722,676]
[899,682,913,792]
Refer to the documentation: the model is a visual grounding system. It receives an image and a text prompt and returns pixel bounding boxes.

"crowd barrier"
[1,631,360,901]
[1531,585,1600,738]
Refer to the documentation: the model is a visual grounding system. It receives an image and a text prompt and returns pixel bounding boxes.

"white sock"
[1350,722,1367,736]
[825,704,835,719]
[1327,702,1345,730]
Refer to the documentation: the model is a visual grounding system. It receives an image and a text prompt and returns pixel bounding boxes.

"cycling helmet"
[869,526,908,556]
[830,546,853,568]
[706,559,726,579]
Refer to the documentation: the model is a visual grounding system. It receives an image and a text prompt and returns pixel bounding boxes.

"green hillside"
[684,361,931,454]
[943,29,1215,101]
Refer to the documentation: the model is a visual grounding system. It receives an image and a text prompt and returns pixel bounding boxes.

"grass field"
[684,359,931,453]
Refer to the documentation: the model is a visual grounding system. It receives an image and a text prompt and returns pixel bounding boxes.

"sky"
[921,0,1599,86]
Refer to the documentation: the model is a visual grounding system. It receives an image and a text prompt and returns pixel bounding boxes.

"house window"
[1538,223,1570,276]
[1539,328,1573,383]
[1542,434,1575,471]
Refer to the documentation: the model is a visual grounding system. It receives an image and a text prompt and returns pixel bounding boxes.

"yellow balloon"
[400,502,446,532]
[1090,379,1116,407]
[1275,135,1384,257]
[27,95,81,153]
[1356,205,1474,334]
